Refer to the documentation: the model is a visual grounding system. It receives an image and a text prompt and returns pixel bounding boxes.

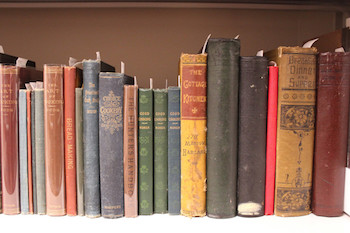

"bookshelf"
[0,1,349,232]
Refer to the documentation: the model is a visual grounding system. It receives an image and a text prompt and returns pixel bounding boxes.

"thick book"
[19,89,29,214]
[237,56,268,217]
[153,89,168,213]
[124,84,138,218]
[312,52,350,217]
[265,46,317,217]
[0,64,20,215]
[265,65,279,215]
[75,87,84,216]
[167,86,180,215]
[0,52,36,68]
[64,66,82,216]
[180,53,207,217]
[138,88,154,215]
[99,72,134,218]
[206,38,240,218]
[83,60,115,218]
[44,65,65,216]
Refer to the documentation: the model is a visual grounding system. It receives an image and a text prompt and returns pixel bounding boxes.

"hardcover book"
[206,38,240,218]
[265,46,317,217]
[44,65,65,216]
[26,85,34,214]
[180,53,207,217]
[312,52,350,217]
[237,56,268,217]
[30,86,37,214]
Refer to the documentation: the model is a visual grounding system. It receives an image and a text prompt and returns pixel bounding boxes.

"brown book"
[312,52,350,217]
[44,64,65,216]
[265,47,317,217]
[124,84,138,217]
[0,64,20,215]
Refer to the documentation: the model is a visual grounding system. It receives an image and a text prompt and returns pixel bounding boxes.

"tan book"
[264,47,317,217]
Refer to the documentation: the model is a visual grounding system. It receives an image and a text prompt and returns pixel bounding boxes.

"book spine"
[31,91,37,214]
[35,89,46,215]
[27,91,34,214]
[0,65,20,214]
[44,64,65,216]
[180,53,207,217]
[237,56,268,217]
[153,89,168,213]
[312,52,350,217]
[264,66,278,215]
[124,85,138,218]
[83,60,101,217]
[64,67,77,216]
[75,87,84,216]
[19,90,29,214]
[138,89,153,215]
[270,47,317,217]
[206,38,240,218]
[168,86,180,215]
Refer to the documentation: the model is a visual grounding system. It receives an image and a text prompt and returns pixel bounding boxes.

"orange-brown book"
[0,64,20,215]
[64,66,82,216]
[124,84,138,217]
[44,64,65,216]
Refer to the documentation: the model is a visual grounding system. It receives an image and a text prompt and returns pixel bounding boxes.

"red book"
[26,88,34,214]
[0,64,20,215]
[264,65,278,215]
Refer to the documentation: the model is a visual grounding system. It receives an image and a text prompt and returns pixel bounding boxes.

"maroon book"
[313,52,350,217]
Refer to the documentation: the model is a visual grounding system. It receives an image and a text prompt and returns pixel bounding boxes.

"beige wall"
[0,8,336,88]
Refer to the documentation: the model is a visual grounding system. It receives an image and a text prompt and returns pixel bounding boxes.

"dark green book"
[138,88,154,215]
[153,89,168,213]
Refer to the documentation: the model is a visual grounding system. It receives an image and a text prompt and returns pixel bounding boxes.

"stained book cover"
[265,47,317,217]
[44,65,65,216]
[180,53,207,217]
[312,52,350,217]
[0,65,20,215]
[99,72,134,218]
[138,88,153,215]
[124,84,138,218]
[237,56,268,217]
[206,38,240,218]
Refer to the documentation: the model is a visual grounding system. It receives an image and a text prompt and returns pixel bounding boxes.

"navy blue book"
[167,86,181,215]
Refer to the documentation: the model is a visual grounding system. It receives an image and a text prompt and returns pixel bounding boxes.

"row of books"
[0,30,350,218]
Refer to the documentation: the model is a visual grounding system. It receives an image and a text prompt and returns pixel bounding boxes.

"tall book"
[99,72,134,218]
[30,86,37,214]
[312,52,350,217]
[180,53,207,217]
[44,64,65,216]
[206,38,240,218]
[26,85,34,214]
[168,86,180,215]
[153,89,168,213]
[0,64,20,215]
[237,56,268,217]
[19,89,29,214]
[75,87,84,216]
[138,87,153,215]
[265,65,279,215]
[265,47,317,217]
[64,66,83,216]
[124,84,138,218]
[83,60,115,218]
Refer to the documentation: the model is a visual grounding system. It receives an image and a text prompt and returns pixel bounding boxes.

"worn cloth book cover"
[167,86,180,215]
[138,88,153,215]
[26,89,34,214]
[99,72,134,218]
[0,64,20,214]
[180,53,207,217]
[153,89,168,213]
[265,46,317,217]
[75,87,84,216]
[237,56,268,217]
[0,52,36,68]
[44,65,65,216]
[312,52,350,217]
[31,89,37,214]
[206,38,240,218]
[124,84,138,218]
[265,65,279,215]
